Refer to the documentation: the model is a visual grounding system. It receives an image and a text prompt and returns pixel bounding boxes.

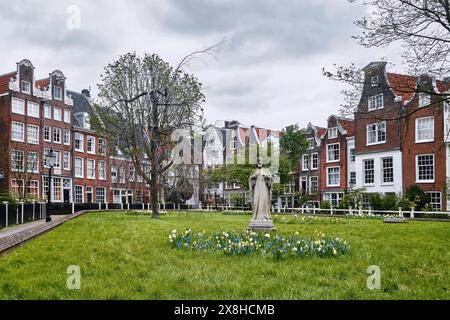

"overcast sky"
[0,0,405,129]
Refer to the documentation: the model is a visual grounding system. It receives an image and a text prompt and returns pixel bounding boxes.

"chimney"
[81,89,91,98]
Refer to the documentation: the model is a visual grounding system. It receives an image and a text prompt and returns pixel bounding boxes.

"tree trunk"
[150,93,160,219]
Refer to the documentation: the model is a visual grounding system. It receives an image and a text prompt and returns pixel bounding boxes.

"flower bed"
[274,214,346,225]
[169,229,350,260]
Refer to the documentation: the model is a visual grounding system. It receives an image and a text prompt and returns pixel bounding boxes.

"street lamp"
[45,149,57,222]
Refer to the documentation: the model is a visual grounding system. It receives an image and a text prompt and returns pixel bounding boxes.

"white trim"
[326,143,340,163]
[415,154,435,183]
[311,152,319,170]
[326,166,340,187]
[366,121,386,146]
[302,154,309,171]
[415,116,435,143]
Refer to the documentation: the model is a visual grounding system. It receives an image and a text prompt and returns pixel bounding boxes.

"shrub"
[320,201,331,210]
[403,185,431,211]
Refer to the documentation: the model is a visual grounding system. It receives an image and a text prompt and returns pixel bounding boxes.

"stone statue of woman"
[248,157,276,231]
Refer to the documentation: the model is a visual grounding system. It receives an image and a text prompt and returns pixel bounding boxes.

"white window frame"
[63,130,71,146]
[426,191,441,211]
[326,166,340,187]
[326,143,340,163]
[54,86,63,101]
[309,176,318,194]
[349,148,355,162]
[27,124,39,144]
[87,136,96,154]
[371,75,379,87]
[64,109,71,123]
[43,125,51,142]
[99,138,106,155]
[63,152,71,171]
[307,137,314,150]
[75,185,84,203]
[27,101,40,118]
[75,157,84,178]
[27,152,39,173]
[368,94,384,111]
[366,121,386,146]
[381,157,394,185]
[416,154,435,183]
[111,166,118,183]
[53,128,61,144]
[75,133,84,152]
[11,121,25,142]
[302,154,309,171]
[349,171,356,186]
[311,153,319,170]
[11,98,25,115]
[328,127,338,139]
[363,159,375,186]
[415,116,434,143]
[21,80,31,94]
[53,106,62,121]
[98,160,106,180]
[11,150,24,172]
[87,159,96,179]
[44,104,52,119]
[419,93,431,108]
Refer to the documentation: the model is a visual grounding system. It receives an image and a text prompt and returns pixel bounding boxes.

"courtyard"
[0,211,448,300]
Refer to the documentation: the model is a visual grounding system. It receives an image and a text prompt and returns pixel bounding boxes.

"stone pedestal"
[247,220,276,232]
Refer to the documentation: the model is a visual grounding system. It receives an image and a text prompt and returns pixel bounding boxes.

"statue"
[247,157,276,232]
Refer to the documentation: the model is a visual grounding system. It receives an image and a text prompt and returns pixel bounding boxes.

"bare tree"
[323,0,450,117]
[92,45,221,218]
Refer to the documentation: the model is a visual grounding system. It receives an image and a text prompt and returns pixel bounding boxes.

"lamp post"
[45,149,56,222]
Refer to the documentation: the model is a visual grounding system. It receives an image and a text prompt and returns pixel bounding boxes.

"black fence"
[0,202,46,228]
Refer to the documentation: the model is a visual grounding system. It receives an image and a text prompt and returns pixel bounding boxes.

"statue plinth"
[247,220,276,232]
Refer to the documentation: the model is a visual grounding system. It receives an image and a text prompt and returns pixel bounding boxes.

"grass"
[0,211,449,299]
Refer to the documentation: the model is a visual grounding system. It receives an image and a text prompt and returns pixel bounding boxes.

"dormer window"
[307,137,314,149]
[328,127,338,139]
[21,80,31,94]
[368,94,384,111]
[53,86,63,100]
[371,76,379,87]
[419,93,431,108]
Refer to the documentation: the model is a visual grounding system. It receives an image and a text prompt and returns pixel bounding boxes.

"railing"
[0,202,47,228]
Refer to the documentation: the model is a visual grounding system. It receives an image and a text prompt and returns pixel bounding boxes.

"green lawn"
[0,211,449,299]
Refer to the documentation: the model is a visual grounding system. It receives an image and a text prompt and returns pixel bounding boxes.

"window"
[87,159,96,179]
[311,153,319,170]
[11,150,24,172]
[99,139,106,155]
[129,164,135,182]
[27,125,39,144]
[43,126,51,142]
[53,128,61,143]
[327,167,340,187]
[416,154,434,183]
[63,152,70,171]
[371,75,379,87]
[12,122,25,142]
[349,149,355,162]
[135,190,143,204]
[300,176,308,192]
[364,159,375,185]
[21,80,31,94]
[87,136,96,154]
[64,109,71,123]
[368,94,384,111]
[230,139,237,150]
[54,86,63,101]
[111,166,118,183]
[309,176,318,194]
[307,138,314,149]
[53,178,61,202]
[75,133,84,152]
[44,104,52,119]
[27,102,39,118]
[98,160,106,180]
[419,93,431,108]
[27,181,39,200]
[27,152,39,173]
[12,98,25,115]
[426,192,441,211]
[326,143,340,162]
[416,117,434,143]
[85,187,93,203]
[382,157,394,184]
[53,150,61,169]
[96,188,106,203]
[54,107,62,121]
[324,192,344,207]
[42,177,49,201]
[75,157,84,178]
[75,186,84,203]
[11,179,24,198]
[349,172,356,186]
[119,167,125,183]
[328,127,338,139]
[63,130,71,145]
[302,154,309,171]
[367,122,386,145]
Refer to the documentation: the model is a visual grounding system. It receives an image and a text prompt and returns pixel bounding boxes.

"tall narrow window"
[75,157,84,178]
[27,125,39,144]
[302,154,309,171]
[87,136,96,154]
[21,80,31,94]
[54,86,63,100]
[11,150,24,172]
[416,154,434,183]
[44,104,52,119]
[382,157,394,184]
[416,117,434,143]
[75,133,84,152]
[327,167,340,187]
[44,125,51,142]
[327,143,340,162]
[27,102,39,118]
[54,107,62,121]
[53,128,61,143]
[87,159,96,179]
[311,153,319,170]
[12,122,25,142]
[27,152,39,173]
[364,159,375,185]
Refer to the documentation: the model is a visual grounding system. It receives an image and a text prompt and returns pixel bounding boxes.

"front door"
[63,189,70,203]
[87,192,93,203]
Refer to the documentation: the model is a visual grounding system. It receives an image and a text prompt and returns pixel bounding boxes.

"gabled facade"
[319,115,354,207]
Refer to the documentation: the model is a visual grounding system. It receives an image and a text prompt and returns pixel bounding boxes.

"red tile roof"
[386,73,417,102]
[35,78,49,89]
[316,127,327,139]
[0,71,16,94]
[436,79,450,93]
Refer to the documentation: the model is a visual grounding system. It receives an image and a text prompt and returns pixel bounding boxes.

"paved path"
[0,212,86,253]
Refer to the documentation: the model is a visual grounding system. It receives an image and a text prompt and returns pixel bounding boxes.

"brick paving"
[0,211,87,253]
